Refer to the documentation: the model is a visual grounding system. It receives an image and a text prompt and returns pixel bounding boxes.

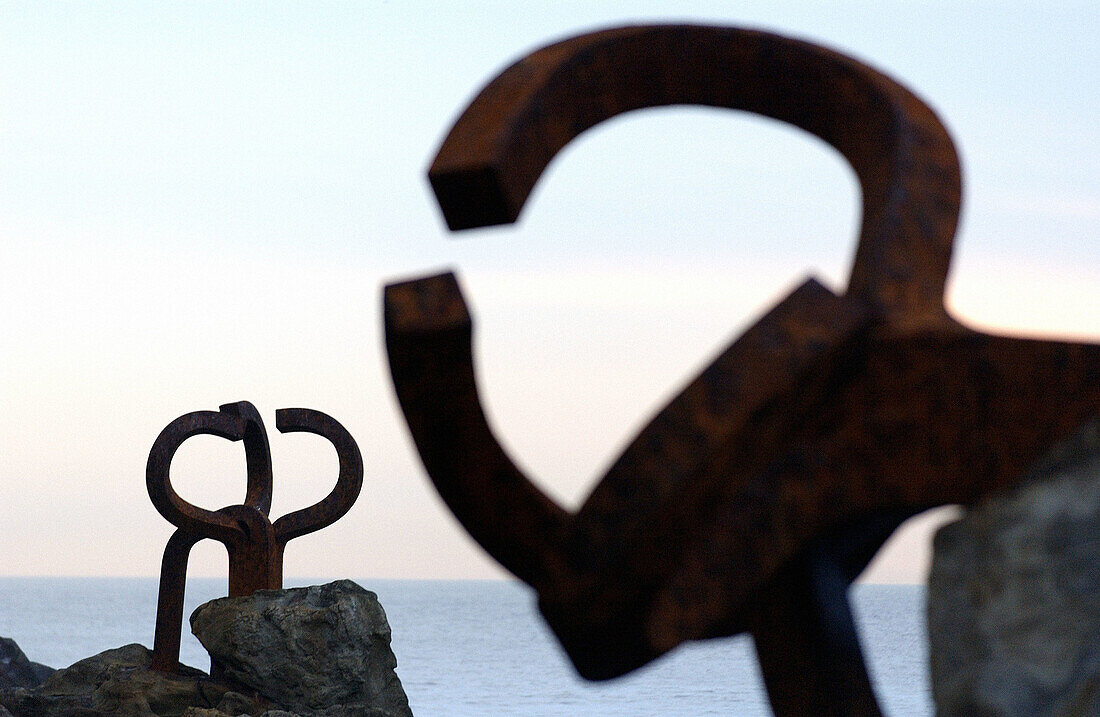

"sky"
[0,2,1096,583]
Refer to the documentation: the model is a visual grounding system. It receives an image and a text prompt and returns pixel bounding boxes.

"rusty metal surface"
[383,24,1100,715]
[146,401,363,672]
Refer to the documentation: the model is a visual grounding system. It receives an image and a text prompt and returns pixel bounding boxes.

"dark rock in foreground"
[928,419,1100,716]
[1,637,54,690]
[0,643,248,717]
[190,580,411,717]
[0,581,412,716]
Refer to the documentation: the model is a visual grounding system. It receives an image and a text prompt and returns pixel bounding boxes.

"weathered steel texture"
[385,24,1100,716]
[146,401,363,672]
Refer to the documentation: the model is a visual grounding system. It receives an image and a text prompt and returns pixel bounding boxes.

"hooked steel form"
[146,401,363,673]
[384,25,1100,715]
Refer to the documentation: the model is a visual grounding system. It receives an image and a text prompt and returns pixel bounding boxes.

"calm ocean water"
[0,578,930,716]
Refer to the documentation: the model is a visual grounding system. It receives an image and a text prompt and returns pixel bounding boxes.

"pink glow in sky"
[0,2,1096,583]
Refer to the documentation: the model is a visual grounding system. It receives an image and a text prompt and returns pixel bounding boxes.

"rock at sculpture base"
[0,643,246,717]
[0,581,410,716]
[928,419,1100,717]
[190,580,412,717]
[1,637,54,690]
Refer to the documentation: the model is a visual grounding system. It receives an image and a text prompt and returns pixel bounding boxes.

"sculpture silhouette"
[146,401,363,672]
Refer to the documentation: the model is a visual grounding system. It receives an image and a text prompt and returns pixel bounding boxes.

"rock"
[1,636,54,690]
[190,581,411,717]
[213,691,255,716]
[0,643,242,717]
[0,581,411,716]
[928,419,1100,716]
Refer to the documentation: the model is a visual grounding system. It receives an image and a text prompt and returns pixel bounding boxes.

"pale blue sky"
[0,2,1096,581]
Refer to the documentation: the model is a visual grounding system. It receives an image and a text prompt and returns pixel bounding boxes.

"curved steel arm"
[272,407,365,543]
[429,24,961,319]
[220,401,274,515]
[146,408,246,542]
[384,272,570,588]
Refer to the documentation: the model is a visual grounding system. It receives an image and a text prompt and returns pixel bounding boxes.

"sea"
[0,578,931,716]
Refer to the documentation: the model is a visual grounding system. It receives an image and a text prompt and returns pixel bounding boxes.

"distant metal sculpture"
[384,25,1100,715]
[147,401,363,672]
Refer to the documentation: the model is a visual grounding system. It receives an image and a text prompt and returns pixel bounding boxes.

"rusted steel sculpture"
[384,25,1100,716]
[146,401,363,672]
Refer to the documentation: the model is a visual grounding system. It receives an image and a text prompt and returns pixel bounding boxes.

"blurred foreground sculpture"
[385,25,1100,716]
[146,401,363,672]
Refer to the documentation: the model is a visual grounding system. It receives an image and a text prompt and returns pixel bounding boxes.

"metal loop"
[145,407,248,541]
[272,408,364,544]
[429,24,962,319]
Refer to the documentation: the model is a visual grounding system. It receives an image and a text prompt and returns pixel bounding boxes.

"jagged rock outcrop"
[0,643,250,717]
[1,637,54,690]
[0,581,411,716]
[928,419,1100,716]
[190,580,411,717]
